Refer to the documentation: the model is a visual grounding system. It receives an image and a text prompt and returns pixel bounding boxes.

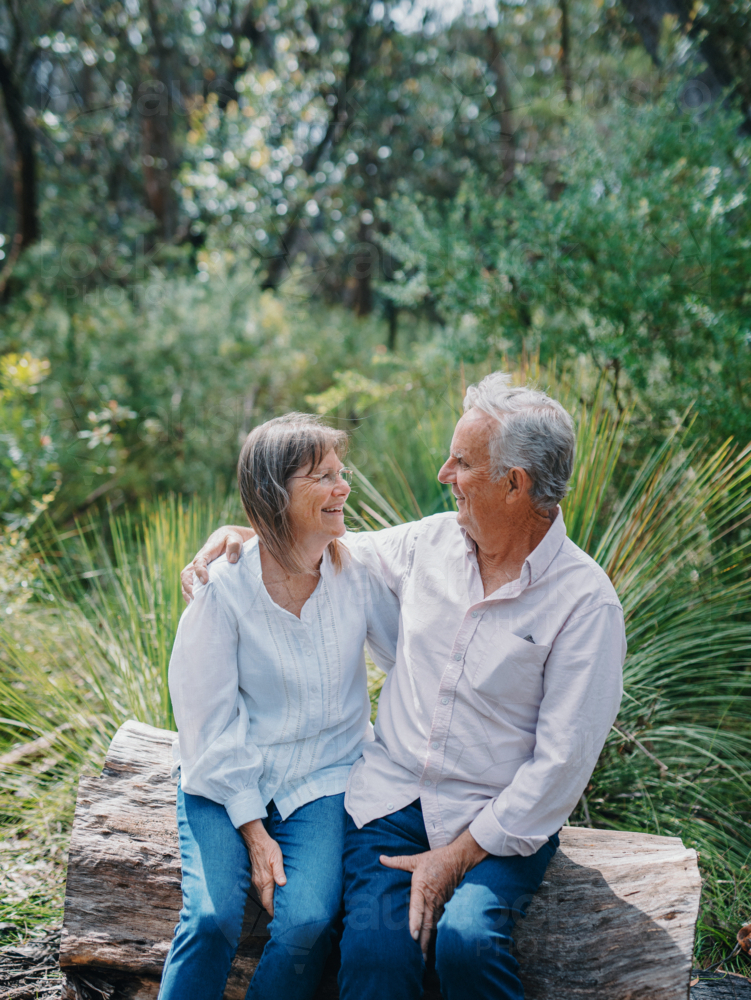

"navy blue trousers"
[338,800,558,1000]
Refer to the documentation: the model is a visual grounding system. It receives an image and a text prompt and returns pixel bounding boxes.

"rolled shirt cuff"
[468,801,550,858]
[224,787,268,828]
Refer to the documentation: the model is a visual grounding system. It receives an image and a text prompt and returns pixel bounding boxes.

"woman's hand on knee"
[239,819,287,918]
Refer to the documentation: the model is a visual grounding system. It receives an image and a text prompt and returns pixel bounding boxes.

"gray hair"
[463,372,575,509]
[237,412,348,574]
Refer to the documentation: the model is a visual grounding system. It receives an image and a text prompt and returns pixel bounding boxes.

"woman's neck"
[258,540,326,618]
[258,538,326,581]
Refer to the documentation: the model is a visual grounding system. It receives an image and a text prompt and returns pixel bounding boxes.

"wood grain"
[60,720,703,1000]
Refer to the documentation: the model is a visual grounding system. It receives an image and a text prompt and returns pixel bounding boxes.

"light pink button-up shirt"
[344,509,626,856]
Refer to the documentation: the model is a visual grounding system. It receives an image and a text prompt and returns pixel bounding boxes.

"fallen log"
[59,721,703,1000]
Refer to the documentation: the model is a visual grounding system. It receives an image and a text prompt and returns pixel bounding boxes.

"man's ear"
[505,467,531,503]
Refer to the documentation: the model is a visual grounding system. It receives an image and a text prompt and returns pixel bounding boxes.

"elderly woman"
[159,413,397,1000]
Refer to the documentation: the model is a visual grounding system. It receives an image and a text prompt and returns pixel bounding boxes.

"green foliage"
[2,269,392,515]
[0,492,244,933]
[376,88,751,440]
[0,352,59,529]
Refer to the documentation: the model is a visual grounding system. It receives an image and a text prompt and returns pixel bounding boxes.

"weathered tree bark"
[60,721,702,1000]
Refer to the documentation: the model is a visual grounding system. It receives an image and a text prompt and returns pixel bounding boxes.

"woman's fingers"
[251,860,277,918]
[246,832,285,918]
[257,872,276,918]
[269,845,287,887]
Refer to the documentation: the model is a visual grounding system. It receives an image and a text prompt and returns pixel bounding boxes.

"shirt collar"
[526,506,567,584]
[460,505,567,591]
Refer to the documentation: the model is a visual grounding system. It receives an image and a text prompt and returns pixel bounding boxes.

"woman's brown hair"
[237,413,348,574]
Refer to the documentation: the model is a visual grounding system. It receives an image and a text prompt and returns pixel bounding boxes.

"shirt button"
[424,779,432,786]
[386,802,394,811]
[441,697,449,704]
[305,649,313,655]
[431,741,440,749]
[471,610,478,618]
[454,653,462,661]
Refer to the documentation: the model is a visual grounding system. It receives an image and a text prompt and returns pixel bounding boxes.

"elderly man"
[182,372,626,1000]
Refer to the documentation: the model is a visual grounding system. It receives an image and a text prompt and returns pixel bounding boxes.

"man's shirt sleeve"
[345,522,417,675]
[468,601,626,856]
[344,520,418,597]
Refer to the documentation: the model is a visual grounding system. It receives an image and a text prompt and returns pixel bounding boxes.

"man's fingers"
[408,883,426,944]
[419,918,433,960]
[380,853,420,872]
[193,555,210,585]
[180,526,251,598]
[180,563,194,603]
[225,530,245,564]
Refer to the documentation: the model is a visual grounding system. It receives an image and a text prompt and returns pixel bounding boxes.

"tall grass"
[0,493,241,933]
[1,379,750,965]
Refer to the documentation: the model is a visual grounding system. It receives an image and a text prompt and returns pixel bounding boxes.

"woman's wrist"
[239,818,268,844]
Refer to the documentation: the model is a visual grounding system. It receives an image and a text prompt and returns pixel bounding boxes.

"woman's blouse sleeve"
[168,579,267,828]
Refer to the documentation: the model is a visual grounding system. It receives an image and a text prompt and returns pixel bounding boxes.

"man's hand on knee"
[380,829,488,959]
[180,525,255,602]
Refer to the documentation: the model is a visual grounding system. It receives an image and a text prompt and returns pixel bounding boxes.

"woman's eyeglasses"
[289,469,353,487]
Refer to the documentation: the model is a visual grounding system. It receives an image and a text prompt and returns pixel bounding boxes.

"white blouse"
[169,537,399,828]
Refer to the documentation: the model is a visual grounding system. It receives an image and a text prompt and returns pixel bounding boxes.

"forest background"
[1,0,751,979]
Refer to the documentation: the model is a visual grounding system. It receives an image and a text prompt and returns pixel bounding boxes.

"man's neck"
[473,508,555,598]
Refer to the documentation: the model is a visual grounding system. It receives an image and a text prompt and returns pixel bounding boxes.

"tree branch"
[261,0,373,290]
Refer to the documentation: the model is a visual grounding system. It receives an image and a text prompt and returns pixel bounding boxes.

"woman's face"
[286,448,351,547]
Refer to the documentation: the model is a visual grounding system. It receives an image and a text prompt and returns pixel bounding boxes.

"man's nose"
[437,459,455,483]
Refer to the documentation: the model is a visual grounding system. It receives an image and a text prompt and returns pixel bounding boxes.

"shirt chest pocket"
[469,628,550,704]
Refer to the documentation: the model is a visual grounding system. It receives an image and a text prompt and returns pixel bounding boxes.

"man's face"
[437,409,508,538]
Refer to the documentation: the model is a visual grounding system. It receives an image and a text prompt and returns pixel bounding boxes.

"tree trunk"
[60,721,702,1000]
[0,48,39,295]
[559,0,573,102]
[485,27,516,186]
[261,1,373,291]
[140,0,177,242]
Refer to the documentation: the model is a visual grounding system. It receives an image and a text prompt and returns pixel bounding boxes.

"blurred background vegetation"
[1,0,750,974]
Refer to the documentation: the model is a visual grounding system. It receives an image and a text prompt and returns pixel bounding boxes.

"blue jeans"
[158,785,345,1000]
[338,800,558,1000]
